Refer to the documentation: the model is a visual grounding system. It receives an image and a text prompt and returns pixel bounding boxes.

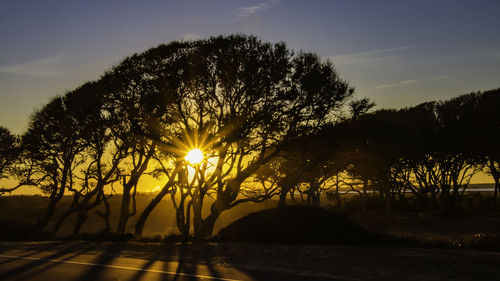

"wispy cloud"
[0,55,65,76]
[329,45,415,65]
[374,80,419,89]
[374,83,399,90]
[399,79,419,85]
[431,75,450,80]
[180,33,201,41]
[476,49,500,59]
[373,75,450,90]
[234,0,278,20]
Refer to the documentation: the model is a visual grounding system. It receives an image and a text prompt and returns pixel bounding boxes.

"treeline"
[0,35,499,239]
[264,89,500,216]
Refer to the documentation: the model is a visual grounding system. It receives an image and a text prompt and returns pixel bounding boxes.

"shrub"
[217,205,374,244]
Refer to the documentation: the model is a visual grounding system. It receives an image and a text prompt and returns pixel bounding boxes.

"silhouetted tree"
[15,33,499,238]
[50,47,179,234]
[0,126,22,195]
[338,109,407,215]
[349,97,376,121]
[254,144,311,208]
[265,128,349,207]
[301,140,348,206]
[468,89,500,208]
[390,103,442,213]
[102,53,167,234]
[23,96,88,231]
[47,81,125,235]
[339,94,484,215]
[127,35,353,238]
[431,94,482,214]
[112,41,193,236]
[253,156,292,206]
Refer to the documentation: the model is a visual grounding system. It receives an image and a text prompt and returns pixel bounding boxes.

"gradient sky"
[1,0,499,134]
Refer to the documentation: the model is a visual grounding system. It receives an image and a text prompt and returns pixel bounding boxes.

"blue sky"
[1,0,499,134]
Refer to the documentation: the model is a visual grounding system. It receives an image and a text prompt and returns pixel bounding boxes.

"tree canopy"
[10,35,353,238]
[2,34,499,238]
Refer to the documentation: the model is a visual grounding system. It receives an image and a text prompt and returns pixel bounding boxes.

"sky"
[0,0,499,135]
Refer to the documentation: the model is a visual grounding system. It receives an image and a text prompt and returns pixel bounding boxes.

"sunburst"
[185,148,204,164]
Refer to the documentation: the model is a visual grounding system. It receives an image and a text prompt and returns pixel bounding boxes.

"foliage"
[0,127,22,195]
[4,33,500,239]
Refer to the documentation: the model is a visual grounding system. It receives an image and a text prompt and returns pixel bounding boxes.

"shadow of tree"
[16,243,98,279]
[73,242,124,281]
[0,241,345,281]
[0,242,95,279]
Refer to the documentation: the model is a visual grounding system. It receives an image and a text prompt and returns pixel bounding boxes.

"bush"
[0,219,35,240]
[216,205,374,244]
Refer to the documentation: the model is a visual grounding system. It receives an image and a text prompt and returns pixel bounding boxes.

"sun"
[185,148,204,164]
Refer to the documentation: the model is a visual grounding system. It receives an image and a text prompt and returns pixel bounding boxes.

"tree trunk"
[50,207,75,235]
[290,188,296,203]
[334,175,342,208]
[116,184,132,234]
[439,189,452,215]
[192,197,227,240]
[495,181,499,209]
[489,161,499,209]
[429,191,438,215]
[118,146,154,234]
[311,194,320,206]
[134,169,178,236]
[309,182,320,206]
[278,189,287,208]
[194,212,218,240]
[36,164,71,231]
[72,211,87,235]
[176,200,191,239]
[96,192,111,233]
[384,190,392,217]
[361,179,367,216]
[36,194,61,231]
[134,193,164,235]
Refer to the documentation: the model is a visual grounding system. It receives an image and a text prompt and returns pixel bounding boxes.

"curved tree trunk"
[96,193,111,233]
[51,207,75,235]
[278,190,287,208]
[72,210,88,235]
[134,168,178,236]
[36,187,64,231]
[116,183,132,234]
[194,210,219,240]
[489,160,499,209]
[134,193,164,236]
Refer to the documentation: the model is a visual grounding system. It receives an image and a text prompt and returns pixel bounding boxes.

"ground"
[1,197,500,280]
[0,241,499,280]
[354,211,500,242]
